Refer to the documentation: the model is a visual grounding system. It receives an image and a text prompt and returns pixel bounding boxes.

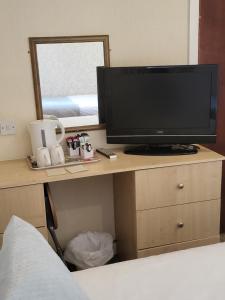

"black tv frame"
[97,64,218,153]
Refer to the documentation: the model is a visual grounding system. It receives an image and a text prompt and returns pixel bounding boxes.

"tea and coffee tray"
[26,155,101,170]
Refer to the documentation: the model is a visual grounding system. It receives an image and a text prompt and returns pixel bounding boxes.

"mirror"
[29,35,110,132]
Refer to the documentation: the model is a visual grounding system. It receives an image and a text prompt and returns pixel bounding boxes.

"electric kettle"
[29,119,65,159]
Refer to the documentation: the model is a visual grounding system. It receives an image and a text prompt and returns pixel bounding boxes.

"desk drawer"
[0,184,46,232]
[136,199,220,249]
[135,161,222,210]
[137,236,220,258]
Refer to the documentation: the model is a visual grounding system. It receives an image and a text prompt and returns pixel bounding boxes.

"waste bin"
[64,231,114,269]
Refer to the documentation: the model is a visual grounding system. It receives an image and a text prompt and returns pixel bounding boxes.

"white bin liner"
[64,231,114,269]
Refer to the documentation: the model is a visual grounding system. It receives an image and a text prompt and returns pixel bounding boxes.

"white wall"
[0,0,191,247]
[188,0,199,64]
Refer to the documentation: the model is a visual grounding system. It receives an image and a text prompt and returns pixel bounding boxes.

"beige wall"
[0,0,190,248]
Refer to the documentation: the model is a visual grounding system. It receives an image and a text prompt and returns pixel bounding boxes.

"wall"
[0,0,190,247]
[189,0,199,64]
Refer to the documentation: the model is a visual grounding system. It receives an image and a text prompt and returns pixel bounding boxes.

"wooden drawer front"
[0,184,46,233]
[137,200,220,249]
[137,236,220,258]
[0,226,48,248]
[135,161,222,210]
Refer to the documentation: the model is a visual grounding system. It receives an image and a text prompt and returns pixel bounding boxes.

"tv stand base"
[124,144,199,156]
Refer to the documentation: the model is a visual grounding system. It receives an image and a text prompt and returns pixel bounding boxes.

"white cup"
[50,144,65,166]
[36,147,51,168]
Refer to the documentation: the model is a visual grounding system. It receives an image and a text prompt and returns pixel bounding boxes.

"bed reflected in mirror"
[29,35,110,132]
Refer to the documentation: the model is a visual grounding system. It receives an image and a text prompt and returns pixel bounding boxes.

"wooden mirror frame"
[29,35,110,132]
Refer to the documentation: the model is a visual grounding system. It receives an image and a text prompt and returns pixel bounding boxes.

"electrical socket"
[0,120,16,135]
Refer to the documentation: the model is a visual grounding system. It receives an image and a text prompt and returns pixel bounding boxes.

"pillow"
[0,216,89,300]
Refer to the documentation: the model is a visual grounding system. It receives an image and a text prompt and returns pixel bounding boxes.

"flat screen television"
[97,64,218,155]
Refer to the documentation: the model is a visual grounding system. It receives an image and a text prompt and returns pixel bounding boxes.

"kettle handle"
[56,120,65,144]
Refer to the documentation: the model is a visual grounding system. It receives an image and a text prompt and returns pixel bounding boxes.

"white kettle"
[29,119,65,159]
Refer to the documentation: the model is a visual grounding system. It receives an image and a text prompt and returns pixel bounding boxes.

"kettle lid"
[29,119,56,125]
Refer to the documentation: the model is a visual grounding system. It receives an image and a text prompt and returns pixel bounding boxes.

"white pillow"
[0,216,89,300]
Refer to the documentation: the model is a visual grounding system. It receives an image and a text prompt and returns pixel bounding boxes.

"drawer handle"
[177,183,184,189]
[177,222,184,228]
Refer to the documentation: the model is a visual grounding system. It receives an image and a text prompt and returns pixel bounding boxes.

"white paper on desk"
[46,168,67,176]
[65,165,88,174]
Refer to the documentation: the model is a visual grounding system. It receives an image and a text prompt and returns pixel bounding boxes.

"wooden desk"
[0,146,224,258]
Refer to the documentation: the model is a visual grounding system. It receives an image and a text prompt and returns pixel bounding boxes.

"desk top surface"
[0,146,224,189]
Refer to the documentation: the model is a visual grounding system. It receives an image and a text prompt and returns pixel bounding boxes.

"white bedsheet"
[73,242,225,300]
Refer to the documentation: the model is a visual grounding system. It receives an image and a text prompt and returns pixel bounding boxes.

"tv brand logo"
[156,130,164,134]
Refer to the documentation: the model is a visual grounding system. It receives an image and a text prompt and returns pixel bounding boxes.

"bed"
[42,94,98,118]
[74,243,225,300]
[1,216,225,300]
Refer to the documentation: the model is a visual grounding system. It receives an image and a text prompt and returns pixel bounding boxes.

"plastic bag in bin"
[64,231,114,269]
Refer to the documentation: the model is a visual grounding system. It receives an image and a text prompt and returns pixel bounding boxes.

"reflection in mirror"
[29,36,110,132]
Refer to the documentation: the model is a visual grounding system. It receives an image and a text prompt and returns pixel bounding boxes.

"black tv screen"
[97,64,218,145]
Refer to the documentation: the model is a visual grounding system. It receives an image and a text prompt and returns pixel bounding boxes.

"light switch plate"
[0,120,16,135]
[0,121,7,135]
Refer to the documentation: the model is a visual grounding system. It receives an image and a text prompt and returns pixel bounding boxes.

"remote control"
[96,148,117,159]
